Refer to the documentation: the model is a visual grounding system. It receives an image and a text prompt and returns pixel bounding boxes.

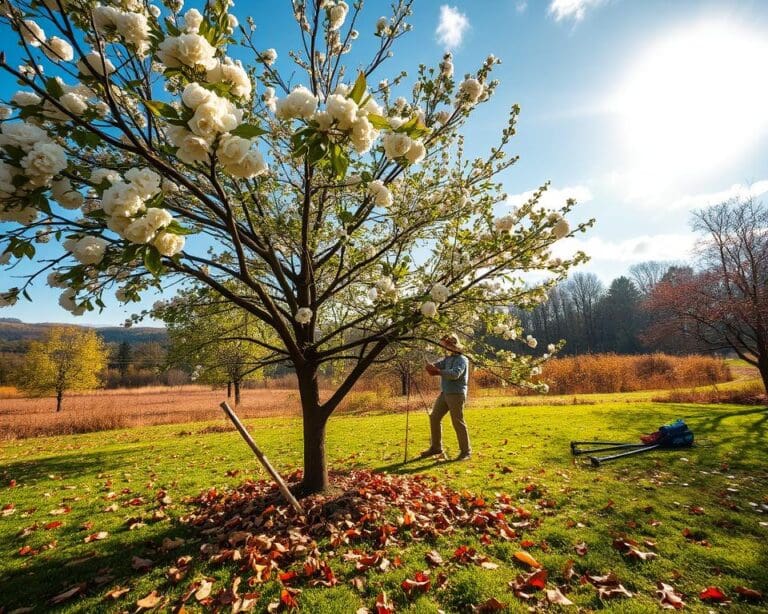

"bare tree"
[645,197,768,390]
[629,260,674,296]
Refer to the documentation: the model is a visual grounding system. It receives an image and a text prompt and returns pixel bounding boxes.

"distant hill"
[0,318,167,348]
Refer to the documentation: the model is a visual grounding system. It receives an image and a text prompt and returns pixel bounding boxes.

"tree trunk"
[400,370,411,396]
[758,354,768,394]
[234,380,241,406]
[56,390,63,412]
[227,381,232,398]
[297,363,328,494]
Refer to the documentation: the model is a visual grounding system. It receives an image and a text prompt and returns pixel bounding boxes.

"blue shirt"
[435,354,469,394]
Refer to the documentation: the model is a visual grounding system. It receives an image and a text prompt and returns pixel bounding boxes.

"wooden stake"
[219,402,304,515]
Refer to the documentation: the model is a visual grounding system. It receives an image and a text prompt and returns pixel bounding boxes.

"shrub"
[538,353,731,395]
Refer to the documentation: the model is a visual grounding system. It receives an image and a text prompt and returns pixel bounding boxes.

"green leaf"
[367,114,390,130]
[231,123,268,139]
[143,245,163,277]
[329,143,348,179]
[45,77,64,99]
[144,99,179,119]
[349,71,367,104]
[165,220,196,236]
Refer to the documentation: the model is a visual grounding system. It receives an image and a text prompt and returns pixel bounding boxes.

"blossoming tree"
[0,0,591,493]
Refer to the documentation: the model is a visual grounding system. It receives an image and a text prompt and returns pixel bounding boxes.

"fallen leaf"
[136,590,162,609]
[131,555,153,571]
[194,579,213,602]
[104,587,130,600]
[472,596,508,612]
[84,531,109,543]
[513,550,541,568]
[574,541,588,556]
[425,550,444,566]
[401,571,431,597]
[657,582,686,609]
[598,584,633,600]
[546,588,574,605]
[700,586,728,603]
[49,583,86,605]
[734,586,763,601]
[374,591,393,614]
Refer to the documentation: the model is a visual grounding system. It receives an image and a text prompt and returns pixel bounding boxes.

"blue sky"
[2,0,768,325]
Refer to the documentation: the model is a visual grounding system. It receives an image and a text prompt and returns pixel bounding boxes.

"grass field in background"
[1,396,766,612]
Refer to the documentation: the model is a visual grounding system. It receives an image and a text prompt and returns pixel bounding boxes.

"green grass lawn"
[1,398,767,612]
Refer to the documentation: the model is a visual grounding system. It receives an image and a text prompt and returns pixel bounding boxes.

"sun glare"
[613,21,768,182]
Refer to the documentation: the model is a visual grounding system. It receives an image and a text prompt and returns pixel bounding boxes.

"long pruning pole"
[220,401,304,515]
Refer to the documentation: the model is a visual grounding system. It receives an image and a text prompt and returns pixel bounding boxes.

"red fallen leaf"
[520,539,536,548]
[401,571,431,597]
[18,545,36,556]
[574,541,588,556]
[279,570,298,584]
[510,569,548,592]
[583,572,620,587]
[279,587,300,609]
[657,582,686,609]
[689,506,705,515]
[472,597,508,612]
[9,479,17,487]
[44,520,63,530]
[49,583,87,604]
[375,591,394,614]
[700,586,728,602]
[601,499,615,511]
[136,590,162,609]
[105,586,130,600]
[546,588,574,606]
[49,505,71,515]
[735,586,763,600]
[424,550,443,567]
[84,531,109,543]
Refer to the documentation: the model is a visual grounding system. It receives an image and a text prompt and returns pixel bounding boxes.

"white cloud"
[506,184,593,211]
[516,1,528,13]
[435,5,469,49]
[669,180,768,211]
[552,233,695,265]
[548,0,607,22]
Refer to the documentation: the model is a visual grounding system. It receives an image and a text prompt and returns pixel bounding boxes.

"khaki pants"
[430,392,470,454]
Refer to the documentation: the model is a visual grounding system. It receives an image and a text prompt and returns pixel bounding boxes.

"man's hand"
[425,363,440,376]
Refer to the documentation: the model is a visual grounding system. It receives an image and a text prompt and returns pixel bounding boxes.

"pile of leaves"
[180,469,540,610]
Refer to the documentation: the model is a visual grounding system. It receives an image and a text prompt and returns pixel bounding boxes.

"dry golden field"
[0,353,749,440]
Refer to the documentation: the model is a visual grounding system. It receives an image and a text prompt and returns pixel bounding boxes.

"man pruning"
[420,333,472,461]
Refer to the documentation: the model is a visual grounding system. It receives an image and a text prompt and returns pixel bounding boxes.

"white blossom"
[327,1,348,30]
[420,300,438,318]
[125,167,161,200]
[153,230,185,256]
[367,179,392,207]
[157,33,218,70]
[526,335,538,349]
[11,91,42,107]
[52,178,84,209]
[59,91,87,115]
[275,85,318,121]
[459,78,483,104]
[21,142,67,185]
[262,48,277,65]
[183,8,203,32]
[78,52,116,77]
[72,236,108,265]
[20,20,45,47]
[43,37,74,62]
[430,283,450,302]
[382,132,412,160]
[0,121,49,150]
[553,217,570,239]
[295,307,313,324]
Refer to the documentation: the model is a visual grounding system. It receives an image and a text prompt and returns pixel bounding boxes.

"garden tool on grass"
[571,419,694,466]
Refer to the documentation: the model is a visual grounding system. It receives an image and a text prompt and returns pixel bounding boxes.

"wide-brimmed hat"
[441,333,463,350]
